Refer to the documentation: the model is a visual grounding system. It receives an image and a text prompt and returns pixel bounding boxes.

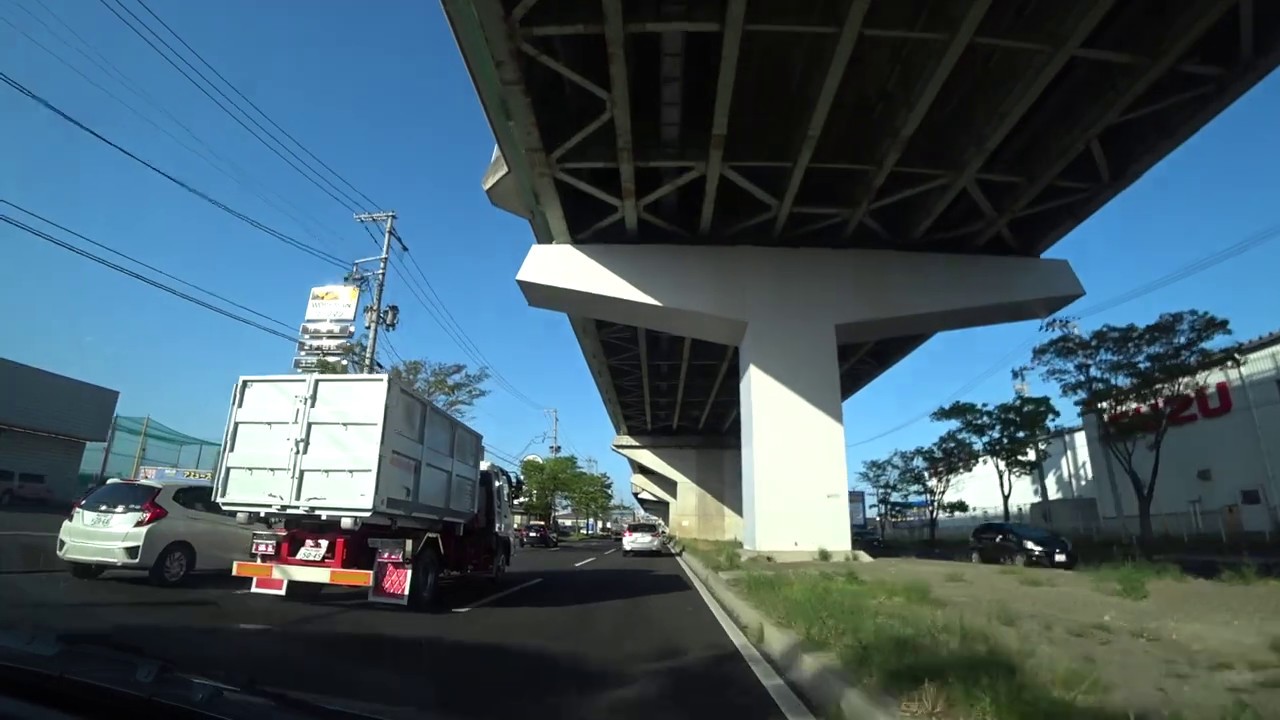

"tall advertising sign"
[295,285,361,372]
[848,490,867,528]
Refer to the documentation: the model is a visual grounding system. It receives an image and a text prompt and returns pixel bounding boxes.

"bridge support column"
[519,244,1084,555]
[615,438,742,542]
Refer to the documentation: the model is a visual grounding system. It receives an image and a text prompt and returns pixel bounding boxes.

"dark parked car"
[969,522,1077,569]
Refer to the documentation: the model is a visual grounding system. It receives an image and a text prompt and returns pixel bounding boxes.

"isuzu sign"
[1106,381,1234,428]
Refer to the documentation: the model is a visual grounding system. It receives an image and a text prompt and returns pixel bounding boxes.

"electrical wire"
[846,219,1280,448]
[98,0,369,214]
[110,0,545,409]
[0,6,350,259]
[1,212,297,343]
[0,71,348,268]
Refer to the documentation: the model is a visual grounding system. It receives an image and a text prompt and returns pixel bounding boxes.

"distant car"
[57,477,261,586]
[969,522,1077,569]
[622,522,664,556]
[521,523,559,548]
[0,469,54,506]
[852,527,882,550]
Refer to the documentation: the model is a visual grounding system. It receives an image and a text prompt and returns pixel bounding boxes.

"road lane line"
[549,547,561,552]
[574,557,596,567]
[675,555,814,720]
[451,578,542,613]
[604,548,617,555]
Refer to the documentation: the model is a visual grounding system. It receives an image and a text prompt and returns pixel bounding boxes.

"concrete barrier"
[673,541,900,720]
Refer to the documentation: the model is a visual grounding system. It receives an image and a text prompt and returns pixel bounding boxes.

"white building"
[927,331,1280,540]
[0,358,119,504]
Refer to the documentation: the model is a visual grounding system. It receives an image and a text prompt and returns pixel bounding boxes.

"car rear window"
[81,482,158,512]
[628,523,658,533]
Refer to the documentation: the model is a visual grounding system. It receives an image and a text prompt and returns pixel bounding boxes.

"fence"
[77,415,221,490]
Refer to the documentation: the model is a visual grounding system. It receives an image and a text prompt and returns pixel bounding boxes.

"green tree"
[1031,311,1233,547]
[566,471,614,525]
[857,457,899,536]
[895,432,978,541]
[932,394,1059,522]
[390,359,492,420]
[520,455,583,523]
[311,336,491,420]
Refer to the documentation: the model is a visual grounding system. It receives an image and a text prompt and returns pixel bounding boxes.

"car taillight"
[67,499,83,521]
[135,495,168,527]
[651,532,661,538]
[623,530,632,537]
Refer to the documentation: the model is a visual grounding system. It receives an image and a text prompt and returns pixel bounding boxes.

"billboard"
[848,490,867,528]
[137,466,213,484]
[299,321,355,339]
[304,285,361,322]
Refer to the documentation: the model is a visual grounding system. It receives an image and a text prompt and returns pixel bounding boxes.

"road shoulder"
[674,546,898,720]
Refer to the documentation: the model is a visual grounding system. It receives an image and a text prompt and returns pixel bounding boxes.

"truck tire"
[409,545,442,612]
[490,541,508,584]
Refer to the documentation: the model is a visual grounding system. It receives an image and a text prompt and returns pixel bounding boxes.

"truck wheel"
[409,546,442,612]
[490,546,508,584]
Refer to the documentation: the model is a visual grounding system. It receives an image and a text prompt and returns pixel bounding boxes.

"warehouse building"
[900,330,1280,540]
[0,357,119,505]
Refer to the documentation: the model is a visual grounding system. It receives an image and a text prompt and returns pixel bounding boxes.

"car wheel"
[970,550,983,564]
[623,550,632,557]
[67,562,104,580]
[1012,552,1029,567]
[0,490,12,506]
[149,543,195,587]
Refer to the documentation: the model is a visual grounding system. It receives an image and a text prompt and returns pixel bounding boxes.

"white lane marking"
[451,578,542,613]
[549,547,561,552]
[236,624,272,630]
[0,531,58,537]
[604,548,617,555]
[675,555,815,720]
[574,557,596,567]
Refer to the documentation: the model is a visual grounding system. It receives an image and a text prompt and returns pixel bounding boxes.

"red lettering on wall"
[1106,381,1233,428]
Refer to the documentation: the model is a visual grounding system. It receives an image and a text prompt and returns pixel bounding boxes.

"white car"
[621,522,665,556]
[57,477,259,587]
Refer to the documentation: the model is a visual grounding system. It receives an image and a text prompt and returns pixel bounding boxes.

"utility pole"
[546,409,561,456]
[354,212,405,373]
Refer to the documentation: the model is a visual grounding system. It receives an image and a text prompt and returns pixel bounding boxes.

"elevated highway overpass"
[444,0,1280,555]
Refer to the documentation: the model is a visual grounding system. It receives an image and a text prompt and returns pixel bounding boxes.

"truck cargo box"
[214,374,483,525]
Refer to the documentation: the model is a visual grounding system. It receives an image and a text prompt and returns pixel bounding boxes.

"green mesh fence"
[77,415,221,490]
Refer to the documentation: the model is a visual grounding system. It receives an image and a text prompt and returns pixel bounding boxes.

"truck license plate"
[296,546,326,562]
[1054,553,1067,563]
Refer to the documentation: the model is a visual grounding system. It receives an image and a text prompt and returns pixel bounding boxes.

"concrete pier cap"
[523,244,1084,554]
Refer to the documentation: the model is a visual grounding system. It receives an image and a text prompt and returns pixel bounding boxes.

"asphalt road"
[0,529,805,720]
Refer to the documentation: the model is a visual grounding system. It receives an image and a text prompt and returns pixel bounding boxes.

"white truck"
[212,373,518,609]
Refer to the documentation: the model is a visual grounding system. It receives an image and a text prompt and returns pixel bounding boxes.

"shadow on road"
[47,624,779,720]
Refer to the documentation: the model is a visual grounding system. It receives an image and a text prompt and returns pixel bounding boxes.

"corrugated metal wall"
[0,358,118,441]
[0,429,86,502]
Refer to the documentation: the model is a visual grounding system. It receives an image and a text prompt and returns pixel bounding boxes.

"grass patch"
[1018,573,1056,588]
[943,570,968,583]
[737,570,1122,718]
[1086,561,1184,601]
[681,538,743,572]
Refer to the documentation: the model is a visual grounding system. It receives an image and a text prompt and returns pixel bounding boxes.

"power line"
[1,210,296,343]
[0,5,352,259]
[3,200,295,333]
[847,220,1280,448]
[0,70,347,268]
[97,0,369,214]
[131,0,380,211]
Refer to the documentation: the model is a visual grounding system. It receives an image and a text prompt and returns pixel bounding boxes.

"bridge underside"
[455,0,1280,444]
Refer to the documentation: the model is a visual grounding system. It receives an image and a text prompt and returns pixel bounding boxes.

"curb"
[673,543,899,720]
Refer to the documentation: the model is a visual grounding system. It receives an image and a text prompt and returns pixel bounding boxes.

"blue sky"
[3,1,1279,508]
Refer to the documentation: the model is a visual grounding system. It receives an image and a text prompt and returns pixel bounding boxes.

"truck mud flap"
[368,549,412,606]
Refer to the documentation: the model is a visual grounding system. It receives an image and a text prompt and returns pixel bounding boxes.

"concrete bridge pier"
[616,436,743,542]
[518,244,1083,554]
